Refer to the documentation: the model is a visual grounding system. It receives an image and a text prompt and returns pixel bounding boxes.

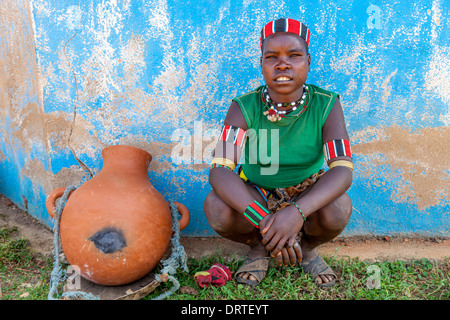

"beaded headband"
[260,18,311,50]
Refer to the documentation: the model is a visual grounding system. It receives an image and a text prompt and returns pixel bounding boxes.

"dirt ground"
[0,193,448,262]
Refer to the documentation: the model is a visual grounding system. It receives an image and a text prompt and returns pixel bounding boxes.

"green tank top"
[232,84,339,189]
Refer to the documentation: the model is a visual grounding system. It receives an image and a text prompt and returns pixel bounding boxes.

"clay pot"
[46,145,189,286]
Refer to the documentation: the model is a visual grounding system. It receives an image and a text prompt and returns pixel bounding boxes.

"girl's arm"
[209,101,257,214]
[261,98,353,255]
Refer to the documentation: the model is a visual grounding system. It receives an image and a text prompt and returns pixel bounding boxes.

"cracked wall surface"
[0,0,448,236]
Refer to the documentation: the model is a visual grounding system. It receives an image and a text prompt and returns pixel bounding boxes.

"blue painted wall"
[1,0,448,237]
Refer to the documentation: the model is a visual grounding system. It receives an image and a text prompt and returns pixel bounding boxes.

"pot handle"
[46,187,73,219]
[173,201,190,231]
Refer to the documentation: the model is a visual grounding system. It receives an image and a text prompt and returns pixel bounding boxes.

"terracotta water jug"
[46,145,190,286]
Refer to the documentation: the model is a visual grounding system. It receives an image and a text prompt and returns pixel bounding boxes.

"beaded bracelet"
[291,202,306,222]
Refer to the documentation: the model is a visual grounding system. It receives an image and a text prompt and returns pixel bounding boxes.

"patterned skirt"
[237,165,324,214]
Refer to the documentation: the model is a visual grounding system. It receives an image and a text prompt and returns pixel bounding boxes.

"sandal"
[235,256,270,287]
[301,254,337,288]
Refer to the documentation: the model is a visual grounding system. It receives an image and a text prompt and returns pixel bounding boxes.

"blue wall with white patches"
[1,0,448,237]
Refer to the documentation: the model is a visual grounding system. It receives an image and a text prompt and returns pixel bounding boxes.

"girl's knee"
[315,193,352,233]
[204,191,235,233]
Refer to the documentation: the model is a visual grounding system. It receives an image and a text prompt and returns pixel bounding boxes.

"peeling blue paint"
[0,0,448,237]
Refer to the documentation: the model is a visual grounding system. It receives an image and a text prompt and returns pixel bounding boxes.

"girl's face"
[260,32,310,103]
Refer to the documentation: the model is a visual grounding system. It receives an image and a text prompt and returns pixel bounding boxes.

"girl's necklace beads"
[263,85,309,122]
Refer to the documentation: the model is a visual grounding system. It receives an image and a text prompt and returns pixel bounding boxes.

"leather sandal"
[235,256,270,287]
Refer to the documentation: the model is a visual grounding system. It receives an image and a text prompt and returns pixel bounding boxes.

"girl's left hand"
[260,206,303,265]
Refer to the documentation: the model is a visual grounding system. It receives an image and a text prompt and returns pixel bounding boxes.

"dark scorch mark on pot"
[89,227,127,253]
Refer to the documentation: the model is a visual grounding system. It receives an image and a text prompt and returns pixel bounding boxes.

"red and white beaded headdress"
[260,18,311,50]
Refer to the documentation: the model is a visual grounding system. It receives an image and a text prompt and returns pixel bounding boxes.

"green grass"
[144,253,449,300]
[0,226,53,300]
[0,225,448,300]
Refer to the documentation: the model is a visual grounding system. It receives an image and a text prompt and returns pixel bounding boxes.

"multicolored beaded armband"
[323,139,352,161]
[219,125,247,148]
[210,158,236,171]
[243,201,270,228]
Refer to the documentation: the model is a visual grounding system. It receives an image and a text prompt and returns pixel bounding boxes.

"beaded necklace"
[263,85,309,122]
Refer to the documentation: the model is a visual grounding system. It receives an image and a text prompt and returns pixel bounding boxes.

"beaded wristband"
[243,201,270,228]
[292,202,306,222]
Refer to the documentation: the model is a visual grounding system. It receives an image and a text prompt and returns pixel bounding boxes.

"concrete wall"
[0,0,448,237]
